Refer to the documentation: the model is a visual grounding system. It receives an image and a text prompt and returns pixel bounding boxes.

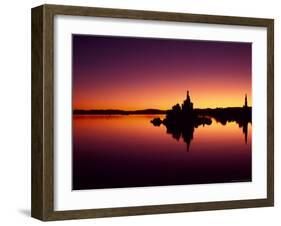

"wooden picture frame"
[31,4,274,221]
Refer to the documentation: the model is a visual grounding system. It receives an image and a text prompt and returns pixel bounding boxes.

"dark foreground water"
[73,115,251,190]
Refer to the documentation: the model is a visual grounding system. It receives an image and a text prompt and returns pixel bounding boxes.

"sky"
[72,35,252,110]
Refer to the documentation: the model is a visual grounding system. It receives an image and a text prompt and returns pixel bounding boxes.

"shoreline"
[73,106,252,115]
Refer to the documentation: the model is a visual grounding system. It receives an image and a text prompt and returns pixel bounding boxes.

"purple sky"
[72,35,252,110]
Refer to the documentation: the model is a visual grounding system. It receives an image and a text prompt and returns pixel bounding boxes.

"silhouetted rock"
[150,117,162,126]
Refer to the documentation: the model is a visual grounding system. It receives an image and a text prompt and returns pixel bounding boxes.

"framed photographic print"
[31,4,274,221]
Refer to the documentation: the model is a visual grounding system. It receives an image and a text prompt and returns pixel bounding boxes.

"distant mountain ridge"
[73,109,167,115]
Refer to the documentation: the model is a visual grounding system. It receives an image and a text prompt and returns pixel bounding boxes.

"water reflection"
[213,118,250,145]
[153,117,250,152]
[164,118,211,152]
[73,114,252,190]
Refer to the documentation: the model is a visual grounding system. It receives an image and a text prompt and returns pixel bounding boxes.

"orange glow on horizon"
[73,80,252,110]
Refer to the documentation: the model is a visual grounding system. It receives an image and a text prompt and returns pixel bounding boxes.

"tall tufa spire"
[186,90,190,103]
[244,94,248,108]
[182,90,193,113]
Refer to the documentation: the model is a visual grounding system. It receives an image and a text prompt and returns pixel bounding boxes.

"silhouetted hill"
[73,109,167,115]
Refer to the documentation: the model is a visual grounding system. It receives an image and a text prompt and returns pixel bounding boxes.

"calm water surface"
[73,115,252,190]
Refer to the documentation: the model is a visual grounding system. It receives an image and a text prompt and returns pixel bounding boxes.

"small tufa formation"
[150,117,162,126]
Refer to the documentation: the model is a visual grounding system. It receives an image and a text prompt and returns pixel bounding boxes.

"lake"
[73,114,252,190]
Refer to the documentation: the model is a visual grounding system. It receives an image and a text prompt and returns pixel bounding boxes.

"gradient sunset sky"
[72,35,252,110]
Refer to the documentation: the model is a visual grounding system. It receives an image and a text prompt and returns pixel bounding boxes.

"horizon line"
[73,106,252,111]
